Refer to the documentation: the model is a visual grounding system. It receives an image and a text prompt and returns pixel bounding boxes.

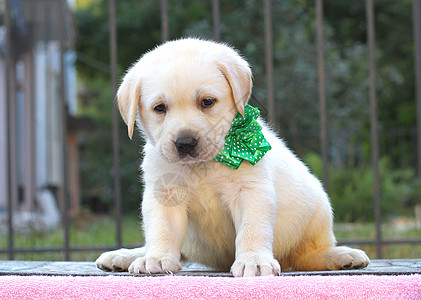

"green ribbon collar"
[214,105,271,169]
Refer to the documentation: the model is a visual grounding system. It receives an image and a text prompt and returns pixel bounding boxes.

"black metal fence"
[2,0,421,260]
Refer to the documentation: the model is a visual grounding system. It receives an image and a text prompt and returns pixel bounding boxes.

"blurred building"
[0,0,81,230]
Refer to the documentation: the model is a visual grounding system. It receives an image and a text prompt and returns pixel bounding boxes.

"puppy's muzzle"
[175,136,198,156]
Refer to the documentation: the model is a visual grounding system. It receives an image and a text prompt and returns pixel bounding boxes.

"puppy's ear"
[218,55,252,116]
[116,71,141,139]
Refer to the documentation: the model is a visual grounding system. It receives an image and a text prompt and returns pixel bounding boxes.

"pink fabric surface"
[0,274,420,300]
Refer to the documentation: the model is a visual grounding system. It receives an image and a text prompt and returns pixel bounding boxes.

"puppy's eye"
[153,104,166,114]
[202,98,216,108]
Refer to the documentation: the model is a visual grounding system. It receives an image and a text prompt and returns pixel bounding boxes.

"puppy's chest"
[182,162,241,213]
[178,162,241,230]
[185,176,235,231]
[187,180,227,220]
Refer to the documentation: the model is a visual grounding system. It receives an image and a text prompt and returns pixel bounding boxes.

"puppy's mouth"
[177,151,198,161]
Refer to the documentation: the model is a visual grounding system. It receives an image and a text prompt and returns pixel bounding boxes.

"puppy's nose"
[175,136,197,154]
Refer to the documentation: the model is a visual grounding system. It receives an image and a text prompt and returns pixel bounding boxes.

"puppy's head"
[117,38,252,163]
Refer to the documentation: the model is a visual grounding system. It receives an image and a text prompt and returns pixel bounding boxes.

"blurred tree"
[324,0,416,167]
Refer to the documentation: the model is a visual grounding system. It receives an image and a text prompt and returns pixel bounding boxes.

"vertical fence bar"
[366,0,382,258]
[5,0,16,260]
[59,0,71,260]
[161,0,169,42]
[212,0,221,41]
[264,0,275,124]
[23,54,36,212]
[316,0,329,192]
[109,0,122,248]
[414,0,421,205]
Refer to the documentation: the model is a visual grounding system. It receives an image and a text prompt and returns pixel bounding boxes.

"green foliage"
[303,152,420,222]
[324,0,417,167]
[77,75,144,212]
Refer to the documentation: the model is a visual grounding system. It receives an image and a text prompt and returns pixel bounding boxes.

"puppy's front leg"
[129,186,188,274]
[229,187,280,277]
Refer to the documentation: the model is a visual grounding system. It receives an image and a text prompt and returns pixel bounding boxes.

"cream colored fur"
[96,38,369,277]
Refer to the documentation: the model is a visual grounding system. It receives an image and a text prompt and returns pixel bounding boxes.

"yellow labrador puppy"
[96,38,369,277]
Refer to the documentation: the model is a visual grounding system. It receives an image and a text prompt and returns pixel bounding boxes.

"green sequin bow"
[214,105,272,169]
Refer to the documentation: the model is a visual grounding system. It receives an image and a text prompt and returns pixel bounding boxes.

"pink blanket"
[0,274,420,300]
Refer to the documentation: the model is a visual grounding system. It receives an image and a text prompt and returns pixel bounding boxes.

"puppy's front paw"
[231,252,281,277]
[128,254,182,275]
[95,248,145,272]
